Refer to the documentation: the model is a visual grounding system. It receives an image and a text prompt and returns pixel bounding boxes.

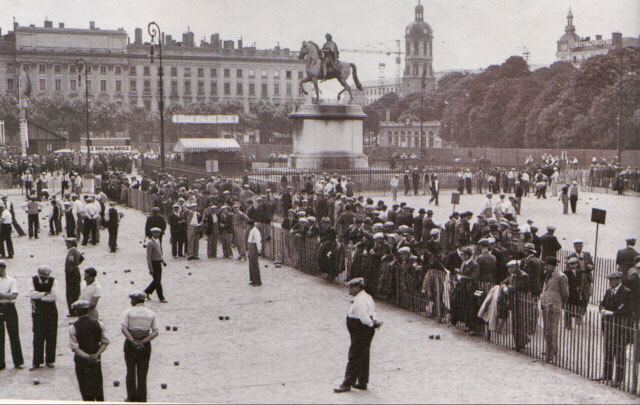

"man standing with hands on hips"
[334,277,382,393]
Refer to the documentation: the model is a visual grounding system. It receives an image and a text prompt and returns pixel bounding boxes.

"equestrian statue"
[298,33,363,104]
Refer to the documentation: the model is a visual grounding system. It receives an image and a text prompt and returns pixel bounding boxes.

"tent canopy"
[174,138,241,153]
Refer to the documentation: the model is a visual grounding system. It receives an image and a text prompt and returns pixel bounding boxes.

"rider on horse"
[321,33,339,79]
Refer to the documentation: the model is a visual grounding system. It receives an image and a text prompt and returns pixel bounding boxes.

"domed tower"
[402,1,435,96]
[556,8,581,61]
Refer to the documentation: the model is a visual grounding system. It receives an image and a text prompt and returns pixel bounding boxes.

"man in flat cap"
[501,260,534,352]
[218,205,234,259]
[0,260,24,369]
[104,201,123,253]
[567,239,593,294]
[521,243,543,297]
[144,227,167,303]
[168,203,186,259]
[64,238,84,317]
[539,256,569,363]
[247,220,262,286]
[79,267,103,320]
[0,202,14,259]
[183,203,202,260]
[540,226,561,261]
[334,278,382,393]
[202,201,219,259]
[69,299,109,401]
[616,236,638,280]
[599,271,633,387]
[121,292,159,402]
[29,265,58,370]
[22,195,42,239]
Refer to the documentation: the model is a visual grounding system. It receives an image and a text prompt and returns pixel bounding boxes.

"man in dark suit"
[521,243,543,297]
[599,271,633,388]
[475,239,497,285]
[501,260,532,352]
[539,256,569,363]
[540,226,562,261]
[616,236,639,280]
[168,204,186,258]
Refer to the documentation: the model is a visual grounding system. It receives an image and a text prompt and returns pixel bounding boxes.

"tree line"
[0,95,295,145]
[363,47,640,150]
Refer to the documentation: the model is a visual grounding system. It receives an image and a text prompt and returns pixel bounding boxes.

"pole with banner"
[451,192,460,214]
[591,208,606,263]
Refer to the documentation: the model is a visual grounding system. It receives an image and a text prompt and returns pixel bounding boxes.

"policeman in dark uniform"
[29,265,58,369]
[64,201,76,238]
[69,299,110,401]
[64,238,84,316]
[105,201,123,253]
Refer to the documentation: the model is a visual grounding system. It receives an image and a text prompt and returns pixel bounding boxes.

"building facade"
[0,20,309,114]
[556,9,640,66]
[377,111,445,149]
[353,78,401,106]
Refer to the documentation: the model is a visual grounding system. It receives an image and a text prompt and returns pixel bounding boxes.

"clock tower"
[402,1,435,96]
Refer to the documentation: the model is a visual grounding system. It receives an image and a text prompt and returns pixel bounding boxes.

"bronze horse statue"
[298,41,363,104]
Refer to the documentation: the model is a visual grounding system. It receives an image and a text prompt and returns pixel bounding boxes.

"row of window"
[406,40,431,57]
[388,132,437,147]
[17,63,304,80]
[365,87,397,96]
[5,77,300,97]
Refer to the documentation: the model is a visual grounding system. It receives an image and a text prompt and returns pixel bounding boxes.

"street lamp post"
[420,70,426,149]
[148,21,165,171]
[76,59,91,168]
[616,49,625,163]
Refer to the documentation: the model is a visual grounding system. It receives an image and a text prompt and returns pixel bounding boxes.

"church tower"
[402,1,435,96]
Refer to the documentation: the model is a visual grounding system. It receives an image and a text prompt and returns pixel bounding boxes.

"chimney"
[90,21,96,30]
[238,37,243,49]
[595,34,602,41]
[211,34,220,49]
[134,27,142,45]
[612,32,623,48]
[58,22,64,28]
[44,20,52,28]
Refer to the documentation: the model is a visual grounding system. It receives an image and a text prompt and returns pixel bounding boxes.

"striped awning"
[174,138,241,153]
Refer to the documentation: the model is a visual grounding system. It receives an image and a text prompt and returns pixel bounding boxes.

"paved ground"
[1,191,639,403]
[365,189,640,259]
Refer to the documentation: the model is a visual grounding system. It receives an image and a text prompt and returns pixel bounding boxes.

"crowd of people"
[0,151,639,400]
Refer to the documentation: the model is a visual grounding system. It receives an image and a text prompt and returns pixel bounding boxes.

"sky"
[2,0,639,82]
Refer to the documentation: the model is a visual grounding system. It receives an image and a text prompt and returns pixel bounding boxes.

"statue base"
[288,103,369,170]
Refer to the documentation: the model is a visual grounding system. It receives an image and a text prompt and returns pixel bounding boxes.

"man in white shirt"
[0,204,14,258]
[82,196,100,245]
[71,194,84,241]
[79,267,103,320]
[29,265,58,370]
[479,193,493,219]
[334,278,382,393]
[121,292,159,402]
[247,220,262,286]
[0,260,24,369]
[389,175,399,202]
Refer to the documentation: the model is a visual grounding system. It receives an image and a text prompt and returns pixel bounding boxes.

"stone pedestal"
[288,104,369,170]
